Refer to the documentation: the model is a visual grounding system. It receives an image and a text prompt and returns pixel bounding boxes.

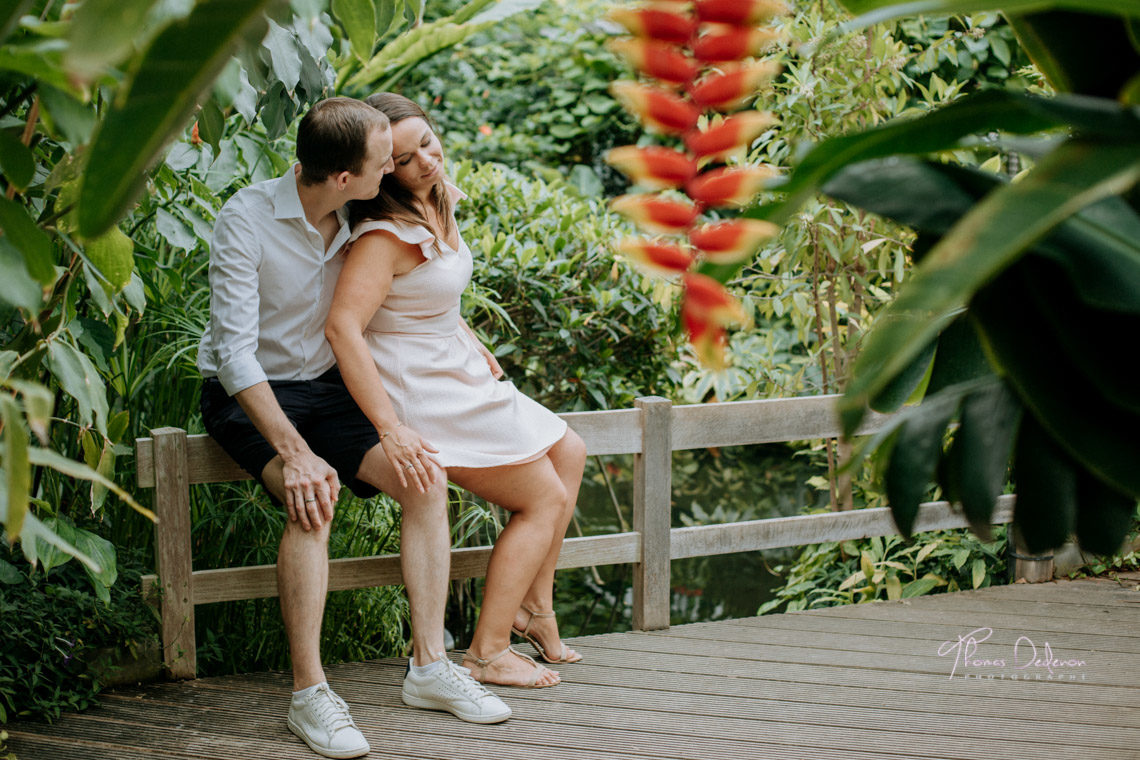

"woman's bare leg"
[512,431,586,661]
[449,456,567,687]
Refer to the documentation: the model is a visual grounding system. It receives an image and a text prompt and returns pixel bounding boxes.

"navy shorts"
[199,367,380,499]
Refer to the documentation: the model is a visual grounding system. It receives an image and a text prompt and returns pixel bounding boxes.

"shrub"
[0,547,155,723]
[455,159,681,411]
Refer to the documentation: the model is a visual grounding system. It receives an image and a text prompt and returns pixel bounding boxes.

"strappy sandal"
[463,646,559,689]
[512,604,584,664]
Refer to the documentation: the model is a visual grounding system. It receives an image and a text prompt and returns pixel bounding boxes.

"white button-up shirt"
[197,167,352,395]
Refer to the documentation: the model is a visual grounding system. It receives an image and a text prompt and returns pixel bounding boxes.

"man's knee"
[398,464,449,513]
[282,516,333,542]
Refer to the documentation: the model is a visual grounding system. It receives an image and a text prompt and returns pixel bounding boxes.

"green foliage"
[398,0,638,193]
[455,159,680,411]
[0,546,155,723]
[733,0,1140,552]
[760,526,1008,614]
[191,483,410,675]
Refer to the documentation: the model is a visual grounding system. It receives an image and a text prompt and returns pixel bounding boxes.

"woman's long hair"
[349,93,454,241]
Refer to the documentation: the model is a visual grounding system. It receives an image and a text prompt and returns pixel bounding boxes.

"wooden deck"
[8,574,1140,760]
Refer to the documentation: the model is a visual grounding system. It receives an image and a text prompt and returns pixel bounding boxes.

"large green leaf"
[0,127,35,192]
[1,395,29,542]
[869,334,935,413]
[0,196,54,284]
[972,267,1140,495]
[1012,412,1077,553]
[1021,260,1140,413]
[343,22,475,89]
[1075,473,1136,555]
[826,159,1140,314]
[0,236,41,311]
[837,137,1140,436]
[760,91,1140,226]
[945,379,1022,533]
[0,40,88,97]
[838,0,1140,32]
[884,387,963,536]
[924,314,993,395]
[331,0,376,61]
[45,339,108,434]
[0,0,33,43]
[64,0,161,78]
[0,492,102,573]
[1006,12,1140,98]
[77,0,281,238]
[26,446,152,519]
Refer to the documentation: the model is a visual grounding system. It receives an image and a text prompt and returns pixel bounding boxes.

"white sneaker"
[401,656,512,724]
[287,682,371,758]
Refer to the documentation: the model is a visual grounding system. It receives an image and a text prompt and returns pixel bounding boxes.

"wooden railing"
[136,395,1015,678]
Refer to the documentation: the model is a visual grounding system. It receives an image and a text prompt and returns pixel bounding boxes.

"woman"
[325,93,586,689]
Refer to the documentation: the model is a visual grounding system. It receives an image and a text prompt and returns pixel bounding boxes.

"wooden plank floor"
[8,574,1140,760]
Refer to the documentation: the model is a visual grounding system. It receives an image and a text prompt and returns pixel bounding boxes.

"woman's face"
[389,116,444,195]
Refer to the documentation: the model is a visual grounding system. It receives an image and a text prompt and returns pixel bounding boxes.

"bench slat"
[141,532,641,605]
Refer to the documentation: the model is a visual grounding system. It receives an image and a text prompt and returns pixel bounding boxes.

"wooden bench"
[136,395,1017,679]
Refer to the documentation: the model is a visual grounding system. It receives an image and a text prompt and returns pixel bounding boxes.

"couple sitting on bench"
[197,94,585,758]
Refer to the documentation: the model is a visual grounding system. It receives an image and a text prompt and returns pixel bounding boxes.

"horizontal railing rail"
[136,395,1013,678]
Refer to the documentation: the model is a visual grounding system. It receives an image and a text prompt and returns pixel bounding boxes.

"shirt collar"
[272,165,306,221]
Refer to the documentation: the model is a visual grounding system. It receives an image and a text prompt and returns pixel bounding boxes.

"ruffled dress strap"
[349,219,440,260]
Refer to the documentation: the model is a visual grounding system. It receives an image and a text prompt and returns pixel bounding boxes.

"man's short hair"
[296,97,390,186]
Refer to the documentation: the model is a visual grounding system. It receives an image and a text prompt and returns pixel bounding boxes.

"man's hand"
[281,449,341,530]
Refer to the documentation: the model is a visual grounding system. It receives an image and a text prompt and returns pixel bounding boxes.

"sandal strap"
[464,646,550,687]
[521,604,557,620]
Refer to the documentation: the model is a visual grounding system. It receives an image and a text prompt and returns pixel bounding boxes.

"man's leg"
[355,444,449,664]
[354,444,511,724]
[261,459,332,690]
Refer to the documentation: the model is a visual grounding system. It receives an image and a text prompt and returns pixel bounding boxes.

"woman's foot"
[462,646,560,688]
[512,605,583,664]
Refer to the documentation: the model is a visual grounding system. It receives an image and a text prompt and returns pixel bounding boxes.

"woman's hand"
[480,344,504,379]
[380,424,442,492]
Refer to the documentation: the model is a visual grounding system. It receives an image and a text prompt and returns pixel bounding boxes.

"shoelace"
[440,659,494,701]
[309,684,357,732]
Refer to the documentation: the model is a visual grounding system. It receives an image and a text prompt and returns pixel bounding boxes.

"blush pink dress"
[347,196,567,469]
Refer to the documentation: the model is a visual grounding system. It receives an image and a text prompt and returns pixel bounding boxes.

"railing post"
[632,396,672,630]
[151,427,197,678]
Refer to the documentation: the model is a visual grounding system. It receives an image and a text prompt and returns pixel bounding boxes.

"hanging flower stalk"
[605,0,789,368]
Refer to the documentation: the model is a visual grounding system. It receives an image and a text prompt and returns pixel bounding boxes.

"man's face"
[346,124,394,200]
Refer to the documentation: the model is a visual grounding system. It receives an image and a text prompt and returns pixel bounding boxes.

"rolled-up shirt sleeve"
[207,206,267,395]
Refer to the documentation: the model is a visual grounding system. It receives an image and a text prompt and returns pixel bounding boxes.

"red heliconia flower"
[682,272,747,368]
[685,165,777,207]
[606,145,699,190]
[616,238,695,274]
[611,193,702,234]
[611,81,701,135]
[692,25,782,63]
[695,0,791,25]
[683,272,747,325]
[688,219,780,263]
[683,111,777,160]
[607,7,696,44]
[687,60,781,111]
[683,308,730,368]
[608,38,699,86]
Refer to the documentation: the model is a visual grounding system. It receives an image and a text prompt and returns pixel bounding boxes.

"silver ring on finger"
[404,463,415,471]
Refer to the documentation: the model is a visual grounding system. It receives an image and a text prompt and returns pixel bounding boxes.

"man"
[197,97,511,760]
